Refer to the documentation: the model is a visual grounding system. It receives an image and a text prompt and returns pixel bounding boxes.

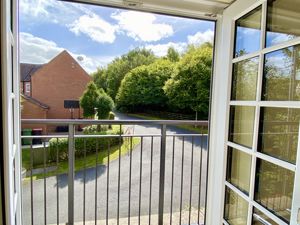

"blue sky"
[19,0,215,73]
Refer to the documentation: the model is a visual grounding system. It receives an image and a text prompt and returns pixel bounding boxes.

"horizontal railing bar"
[21,135,68,139]
[168,134,208,137]
[21,119,209,126]
[21,133,207,139]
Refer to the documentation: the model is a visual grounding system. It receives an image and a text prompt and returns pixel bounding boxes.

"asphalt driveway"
[22,113,208,225]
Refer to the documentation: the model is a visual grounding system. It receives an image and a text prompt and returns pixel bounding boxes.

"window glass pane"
[226,147,252,194]
[235,6,262,57]
[252,208,278,225]
[262,45,300,101]
[229,106,256,148]
[232,57,259,100]
[224,187,249,225]
[258,107,300,164]
[266,0,300,47]
[254,159,294,223]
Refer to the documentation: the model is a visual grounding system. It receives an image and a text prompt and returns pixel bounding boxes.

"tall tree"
[106,48,156,100]
[92,68,107,92]
[96,93,114,119]
[163,42,213,117]
[166,47,180,62]
[80,82,100,118]
[80,81,114,119]
[116,59,174,112]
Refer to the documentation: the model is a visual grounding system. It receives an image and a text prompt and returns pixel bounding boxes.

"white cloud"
[144,42,187,57]
[21,0,117,44]
[268,32,294,46]
[20,32,113,73]
[143,29,215,57]
[69,14,117,44]
[187,30,214,45]
[112,11,174,42]
[20,0,88,24]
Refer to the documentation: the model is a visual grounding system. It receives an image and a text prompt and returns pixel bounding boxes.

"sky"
[19,0,215,73]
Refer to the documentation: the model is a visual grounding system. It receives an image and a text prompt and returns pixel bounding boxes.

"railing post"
[158,124,167,225]
[68,124,75,225]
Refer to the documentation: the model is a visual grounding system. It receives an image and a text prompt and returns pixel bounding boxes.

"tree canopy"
[166,47,180,62]
[80,82,100,118]
[116,59,175,112]
[80,81,114,119]
[92,68,107,92]
[163,43,213,116]
[90,42,213,119]
[94,48,157,100]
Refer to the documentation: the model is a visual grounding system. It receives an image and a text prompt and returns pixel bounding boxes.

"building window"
[25,83,30,95]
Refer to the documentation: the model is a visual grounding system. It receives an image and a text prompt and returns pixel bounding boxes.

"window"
[235,6,262,57]
[224,1,300,224]
[266,0,300,47]
[25,83,30,95]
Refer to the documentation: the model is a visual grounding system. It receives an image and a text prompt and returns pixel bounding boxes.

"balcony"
[21,119,208,225]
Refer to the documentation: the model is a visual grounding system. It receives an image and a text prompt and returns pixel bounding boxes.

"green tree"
[106,48,156,100]
[163,43,213,117]
[80,81,114,119]
[116,59,174,112]
[92,68,107,92]
[95,93,114,119]
[166,47,180,62]
[80,82,100,118]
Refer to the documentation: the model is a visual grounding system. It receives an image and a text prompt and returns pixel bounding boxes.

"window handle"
[298,208,300,224]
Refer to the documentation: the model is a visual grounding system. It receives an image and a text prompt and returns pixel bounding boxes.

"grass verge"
[22,137,140,180]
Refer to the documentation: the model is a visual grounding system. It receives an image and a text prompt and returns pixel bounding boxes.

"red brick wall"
[31,51,92,119]
[21,98,48,132]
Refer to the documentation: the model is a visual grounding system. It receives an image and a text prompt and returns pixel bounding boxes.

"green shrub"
[49,125,123,161]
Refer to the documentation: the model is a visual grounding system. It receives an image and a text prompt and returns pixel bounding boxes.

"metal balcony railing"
[21,119,209,225]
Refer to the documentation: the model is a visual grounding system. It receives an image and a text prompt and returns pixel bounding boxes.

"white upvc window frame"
[207,0,300,224]
[1,0,21,224]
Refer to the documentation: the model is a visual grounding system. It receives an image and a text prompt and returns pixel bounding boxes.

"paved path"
[22,113,208,225]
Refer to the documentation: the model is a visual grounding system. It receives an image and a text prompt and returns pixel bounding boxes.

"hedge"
[49,125,123,162]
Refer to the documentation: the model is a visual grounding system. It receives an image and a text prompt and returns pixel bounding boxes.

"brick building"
[20,50,92,131]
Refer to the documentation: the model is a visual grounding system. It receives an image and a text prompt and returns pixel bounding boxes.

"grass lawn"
[128,113,208,133]
[22,137,140,180]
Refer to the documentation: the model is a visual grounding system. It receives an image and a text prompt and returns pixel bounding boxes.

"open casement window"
[1,0,22,224]
[208,0,300,225]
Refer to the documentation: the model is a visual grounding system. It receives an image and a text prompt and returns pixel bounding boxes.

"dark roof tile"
[20,63,44,82]
[21,94,50,109]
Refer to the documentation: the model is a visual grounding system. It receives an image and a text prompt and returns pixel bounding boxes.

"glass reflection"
[226,147,252,194]
[224,187,249,225]
[266,0,300,47]
[229,106,256,148]
[232,57,259,100]
[262,45,300,101]
[235,6,262,57]
[252,208,278,225]
[255,159,294,223]
[259,107,300,164]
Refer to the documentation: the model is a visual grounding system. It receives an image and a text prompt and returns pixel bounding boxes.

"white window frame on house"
[25,82,30,95]
[207,0,300,225]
